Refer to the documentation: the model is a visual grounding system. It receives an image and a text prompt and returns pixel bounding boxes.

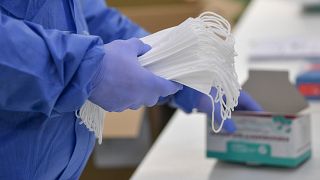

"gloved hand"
[89,38,183,112]
[169,86,263,133]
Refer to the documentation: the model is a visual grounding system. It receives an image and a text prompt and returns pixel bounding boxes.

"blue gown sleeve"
[81,0,149,43]
[0,12,105,116]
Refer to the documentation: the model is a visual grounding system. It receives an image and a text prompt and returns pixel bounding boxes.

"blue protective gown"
[0,0,147,179]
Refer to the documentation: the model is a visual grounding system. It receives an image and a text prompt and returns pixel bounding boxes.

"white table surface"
[131,0,320,179]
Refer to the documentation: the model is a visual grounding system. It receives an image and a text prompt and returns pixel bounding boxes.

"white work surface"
[131,0,320,179]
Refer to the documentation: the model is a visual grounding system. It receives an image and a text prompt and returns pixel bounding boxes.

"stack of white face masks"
[139,12,240,133]
[78,12,240,144]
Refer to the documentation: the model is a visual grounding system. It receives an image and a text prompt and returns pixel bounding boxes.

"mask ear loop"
[207,93,225,133]
[196,12,237,133]
[198,12,231,32]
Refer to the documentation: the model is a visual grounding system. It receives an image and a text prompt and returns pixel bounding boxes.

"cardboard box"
[110,2,203,33]
[207,70,312,167]
[107,0,197,7]
[94,115,151,168]
[82,112,151,180]
[103,108,144,138]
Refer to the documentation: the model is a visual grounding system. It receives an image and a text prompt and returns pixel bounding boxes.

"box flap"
[103,108,144,138]
[242,70,308,114]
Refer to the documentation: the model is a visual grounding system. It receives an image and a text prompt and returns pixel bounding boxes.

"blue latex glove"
[170,86,263,133]
[89,38,183,112]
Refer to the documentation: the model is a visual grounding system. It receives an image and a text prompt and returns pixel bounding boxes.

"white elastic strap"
[76,101,105,144]
[208,93,225,133]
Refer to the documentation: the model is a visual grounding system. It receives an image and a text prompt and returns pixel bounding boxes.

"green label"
[227,141,271,159]
[207,141,311,167]
[272,116,292,133]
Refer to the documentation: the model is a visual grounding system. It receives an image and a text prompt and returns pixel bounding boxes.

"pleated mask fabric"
[139,12,241,133]
[78,12,241,144]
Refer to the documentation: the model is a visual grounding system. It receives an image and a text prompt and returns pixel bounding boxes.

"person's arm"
[0,11,105,116]
[81,0,149,43]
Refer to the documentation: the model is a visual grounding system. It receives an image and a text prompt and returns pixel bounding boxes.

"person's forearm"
[0,12,105,116]
[82,0,149,43]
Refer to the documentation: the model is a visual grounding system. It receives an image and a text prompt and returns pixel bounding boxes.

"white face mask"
[139,12,240,133]
[78,12,241,144]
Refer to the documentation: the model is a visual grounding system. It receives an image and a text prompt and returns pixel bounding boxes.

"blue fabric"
[0,0,147,179]
[81,0,149,43]
[296,70,320,84]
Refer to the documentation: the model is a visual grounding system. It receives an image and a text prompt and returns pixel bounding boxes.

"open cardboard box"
[83,108,149,179]
[207,70,312,167]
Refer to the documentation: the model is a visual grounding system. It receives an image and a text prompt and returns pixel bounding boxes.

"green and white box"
[207,70,312,167]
